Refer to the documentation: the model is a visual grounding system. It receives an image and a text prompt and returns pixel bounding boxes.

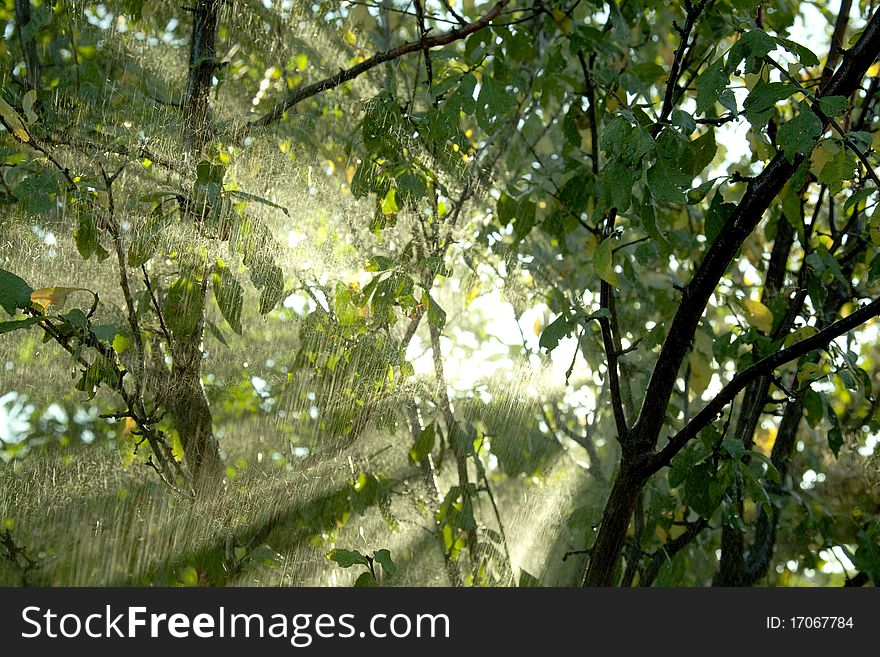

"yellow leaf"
[594,236,620,287]
[0,96,31,143]
[783,325,816,348]
[870,209,880,247]
[810,140,837,178]
[689,351,712,392]
[742,299,774,334]
[465,284,481,308]
[30,287,87,310]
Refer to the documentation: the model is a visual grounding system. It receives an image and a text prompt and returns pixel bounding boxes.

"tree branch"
[647,295,880,473]
[652,0,709,137]
[15,0,41,91]
[250,1,510,128]
[629,9,880,462]
[598,211,628,440]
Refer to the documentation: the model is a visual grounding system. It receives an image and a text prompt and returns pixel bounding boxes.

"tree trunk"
[15,0,41,91]
[168,0,225,492]
[168,316,225,492]
[582,462,644,586]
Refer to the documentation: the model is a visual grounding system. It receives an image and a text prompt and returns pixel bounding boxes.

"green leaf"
[672,109,696,134]
[475,76,514,130]
[684,461,727,519]
[409,422,436,464]
[353,571,378,587]
[205,319,229,347]
[539,314,574,353]
[741,299,774,334]
[869,252,880,283]
[0,317,40,334]
[427,294,446,330]
[821,394,844,457]
[721,438,747,460]
[818,149,856,193]
[844,187,875,213]
[380,188,399,215]
[196,160,226,184]
[695,58,727,114]
[258,265,284,315]
[128,210,172,268]
[774,37,819,68]
[669,441,710,488]
[0,268,34,316]
[164,276,204,337]
[852,526,880,584]
[91,324,116,343]
[76,355,119,399]
[818,95,849,117]
[594,236,620,287]
[687,129,717,176]
[366,256,395,272]
[74,207,110,261]
[803,388,824,428]
[373,549,396,576]
[518,570,542,587]
[212,262,244,334]
[326,548,370,568]
[776,108,822,161]
[743,81,798,128]
[742,460,771,512]
[602,160,634,212]
[728,30,777,74]
[496,192,517,226]
[62,308,88,331]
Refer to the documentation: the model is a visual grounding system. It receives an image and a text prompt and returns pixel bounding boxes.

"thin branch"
[14,0,41,90]
[598,210,628,440]
[415,0,433,87]
[43,134,185,175]
[250,1,510,128]
[652,0,709,137]
[100,164,147,405]
[629,11,880,462]
[612,236,649,253]
[142,265,175,361]
[648,295,880,473]
[577,49,600,176]
[766,56,880,189]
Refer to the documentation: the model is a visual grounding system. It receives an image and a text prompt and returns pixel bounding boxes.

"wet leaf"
[0,268,34,316]
[326,548,369,568]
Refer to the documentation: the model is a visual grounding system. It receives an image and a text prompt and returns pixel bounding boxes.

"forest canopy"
[1,0,879,587]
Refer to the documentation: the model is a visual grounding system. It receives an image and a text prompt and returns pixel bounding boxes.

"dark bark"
[15,0,41,90]
[168,315,224,491]
[183,0,221,154]
[582,10,880,586]
[713,215,796,585]
[582,463,646,586]
[170,0,225,491]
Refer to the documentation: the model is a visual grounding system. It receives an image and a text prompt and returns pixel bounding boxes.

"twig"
[598,210,629,441]
[251,1,510,127]
[101,164,147,406]
[142,265,176,361]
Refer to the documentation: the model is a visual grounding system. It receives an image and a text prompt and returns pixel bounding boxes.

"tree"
[1,0,879,587]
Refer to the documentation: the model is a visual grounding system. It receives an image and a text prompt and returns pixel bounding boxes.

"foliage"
[1,0,879,588]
